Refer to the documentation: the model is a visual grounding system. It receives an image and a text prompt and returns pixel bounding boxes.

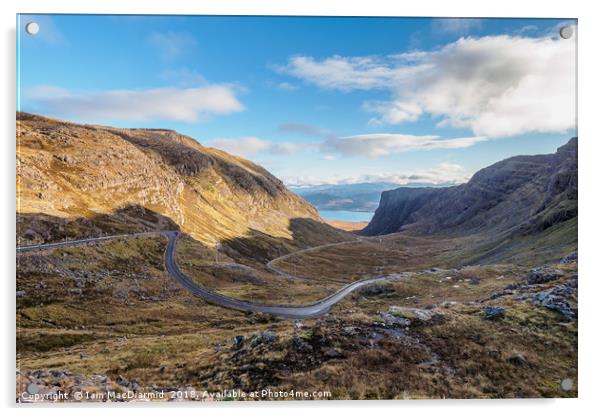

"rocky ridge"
[16,113,346,248]
[363,138,577,239]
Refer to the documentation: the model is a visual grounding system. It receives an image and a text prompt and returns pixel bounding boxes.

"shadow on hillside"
[218,217,354,265]
[16,206,355,270]
[16,204,180,246]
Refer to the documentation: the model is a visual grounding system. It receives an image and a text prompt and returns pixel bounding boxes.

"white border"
[2,1,600,415]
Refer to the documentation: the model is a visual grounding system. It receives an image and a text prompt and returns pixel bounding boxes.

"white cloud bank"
[26,85,244,123]
[206,136,313,157]
[323,134,486,158]
[284,162,470,187]
[208,131,485,159]
[278,31,576,137]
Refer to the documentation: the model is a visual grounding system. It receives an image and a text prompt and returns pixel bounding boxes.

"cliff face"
[362,138,577,239]
[16,113,345,246]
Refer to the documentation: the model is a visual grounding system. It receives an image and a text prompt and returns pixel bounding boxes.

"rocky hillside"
[362,138,577,260]
[16,113,348,248]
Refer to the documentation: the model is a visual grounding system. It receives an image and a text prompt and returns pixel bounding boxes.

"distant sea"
[318,210,374,222]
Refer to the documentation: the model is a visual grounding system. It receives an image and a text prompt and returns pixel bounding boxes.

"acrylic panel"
[16,15,577,403]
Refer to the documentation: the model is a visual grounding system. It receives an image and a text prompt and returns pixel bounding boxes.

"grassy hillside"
[16,113,350,251]
[17,235,577,400]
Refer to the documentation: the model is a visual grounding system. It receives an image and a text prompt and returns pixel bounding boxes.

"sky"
[17,15,577,187]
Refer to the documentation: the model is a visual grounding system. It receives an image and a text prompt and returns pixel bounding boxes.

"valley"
[16,114,578,401]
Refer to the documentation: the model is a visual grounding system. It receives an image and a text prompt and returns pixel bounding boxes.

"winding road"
[17,231,394,318]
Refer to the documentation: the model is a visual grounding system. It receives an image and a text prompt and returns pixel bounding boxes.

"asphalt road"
[15,232,154,253]
[17,230,392,318]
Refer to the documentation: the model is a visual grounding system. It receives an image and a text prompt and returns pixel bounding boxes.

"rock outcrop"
[362,138,577,240]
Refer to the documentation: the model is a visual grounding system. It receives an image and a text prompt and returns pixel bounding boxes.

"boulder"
[388,306,442,323]
[483,306,506,319]
[323,347,343,359]
[527,267,560,285]
[116,375,129,387]
[249,331,278,347]
[232,335,245,350]
[291,335,313,353]
[560,252,578,264]
[507,353,528,366]
[532,291,576,320]
[379,312,411,327]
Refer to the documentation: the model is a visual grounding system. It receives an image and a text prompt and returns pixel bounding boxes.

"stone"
[489,289,514,300]
[483,306,506,319]
[323,348,343,359]
[232,335,245,350]
[343,326,357,335]
[532,291,576,320]
[560,252,578,264]
[388,306,442,322]
[292,335,313,353]
[130,379,140,391]
[49,370,65,379]
[508,353,528,366]
[379,312,411,327]
[250,331,278,347]
[116,375,129,387]
[526,267,560,285]
[32,369,49,378]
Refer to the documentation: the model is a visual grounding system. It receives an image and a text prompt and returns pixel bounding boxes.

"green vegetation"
[17,234,577,399]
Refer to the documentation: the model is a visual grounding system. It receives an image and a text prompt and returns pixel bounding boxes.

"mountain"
[362,138,577,262]
[292,182,407,212]
[16,113,349,250]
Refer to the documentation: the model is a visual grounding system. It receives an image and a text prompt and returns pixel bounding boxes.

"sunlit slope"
[16,113,348,247]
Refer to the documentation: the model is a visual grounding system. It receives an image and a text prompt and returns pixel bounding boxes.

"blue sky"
[17,15,577,186]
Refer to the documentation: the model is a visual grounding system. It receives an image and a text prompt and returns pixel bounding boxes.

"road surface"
[16,232,156,253]
[17,231,393,318]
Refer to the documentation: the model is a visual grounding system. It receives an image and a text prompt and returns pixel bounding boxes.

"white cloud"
[160,67,207,86]
[278,31,576,138]
[207,137,270,157]
[276,82,299,91]
[148,31,197,59]
[323,133,487,158]
[206,137,314,158]
[276,55,414,92]
[26,85,244,123]
[278,122,329,136]
[363,100,423,125]
[284,162,470,187]
[432,18,482,34]
[208,129,484,160]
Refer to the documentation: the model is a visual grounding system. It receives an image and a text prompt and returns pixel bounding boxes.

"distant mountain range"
[292,182,452,213]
